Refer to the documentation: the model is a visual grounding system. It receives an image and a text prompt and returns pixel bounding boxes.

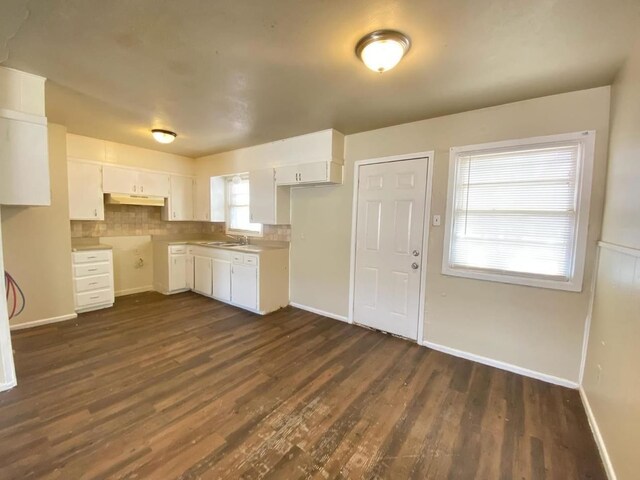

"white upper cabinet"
[102,166,169,196]
[68,161,104,220]
[137,171,170,197]
[274,161,342,186]
[249,168,290,225]
[102,166,137,194]
[0,67,50,206]
[210,176,226,222]
[163,175,194,221]
[194,176,213,222]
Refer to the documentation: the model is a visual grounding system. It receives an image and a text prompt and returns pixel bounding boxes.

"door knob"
[412,250,420,256]
[411,263,419,270]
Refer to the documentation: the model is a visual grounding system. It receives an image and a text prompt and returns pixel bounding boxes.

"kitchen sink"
[198,241,242,247]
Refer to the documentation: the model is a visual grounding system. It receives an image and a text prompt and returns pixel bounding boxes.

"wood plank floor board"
[0,292,606,479]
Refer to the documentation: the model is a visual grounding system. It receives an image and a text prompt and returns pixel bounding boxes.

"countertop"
[71,243,113,252]
[159,239,288,254]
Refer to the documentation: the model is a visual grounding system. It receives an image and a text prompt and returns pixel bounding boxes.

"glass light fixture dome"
[355,30,411,73]
[151,129,177,144]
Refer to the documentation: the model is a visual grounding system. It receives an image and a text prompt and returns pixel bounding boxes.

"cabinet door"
[249,168,275,224]
[168,176,194,221]
[68,161,104,220]
[297,161,328,184]
[211,176,226,222]
[138,171,170,197]
[0,117,50,206]
[169,254,187,292]
[185,255,194,290]
[231,264,258,310]
[274,165,299,185]
[212,258,231,301]
[103,166,137,194]
[194,176,212,221]
[194,256,212,296]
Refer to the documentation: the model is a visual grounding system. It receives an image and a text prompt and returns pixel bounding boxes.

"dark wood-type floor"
[1,292,604,479]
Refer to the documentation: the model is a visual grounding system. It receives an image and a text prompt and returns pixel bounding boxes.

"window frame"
[225,174,263,237]
[441,131,595,292]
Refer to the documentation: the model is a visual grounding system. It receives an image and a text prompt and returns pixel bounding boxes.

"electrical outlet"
[432,215,441,226]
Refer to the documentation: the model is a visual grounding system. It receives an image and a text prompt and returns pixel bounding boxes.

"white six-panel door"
[353,158,428,340]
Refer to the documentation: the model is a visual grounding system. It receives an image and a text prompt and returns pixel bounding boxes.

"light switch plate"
[432,215,441,226]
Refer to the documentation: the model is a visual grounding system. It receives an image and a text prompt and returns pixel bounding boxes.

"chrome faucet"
[226,234,249,245]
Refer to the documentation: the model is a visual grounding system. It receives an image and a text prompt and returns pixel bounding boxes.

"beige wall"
[290,87,611,383]
[582,43,640,480]
[1,124,75,328]
[101,236,153,296]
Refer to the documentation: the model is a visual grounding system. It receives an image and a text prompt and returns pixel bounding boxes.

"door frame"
[348,151,435,344]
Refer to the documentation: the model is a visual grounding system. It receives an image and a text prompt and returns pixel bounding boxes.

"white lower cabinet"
[231,263,258,310]
[193,255,213,296]
[154,243,289,314]
[169,254,187,292]
[212,258,231,301]
[72,248,114,313]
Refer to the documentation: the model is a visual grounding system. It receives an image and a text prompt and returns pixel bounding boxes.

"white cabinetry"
[163,175,195,221]
[212,258,232,301]
[68,161,104,220]
[72,249,114,313]
[0,67,50,206]
[168,245,188,292]
[103,166,169,196]
[193,255,212,296]
[231,255,258,310]
[275,161,342,186]
[249,168,290,225]
[194,176,213,222]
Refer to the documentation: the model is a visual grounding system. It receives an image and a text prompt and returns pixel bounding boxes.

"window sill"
[441,266,583,292]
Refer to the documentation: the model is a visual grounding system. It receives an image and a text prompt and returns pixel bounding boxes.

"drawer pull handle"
[87,256,96,259]
[89,282,98,286]
[88,268,98,272]
[90,295,100,300]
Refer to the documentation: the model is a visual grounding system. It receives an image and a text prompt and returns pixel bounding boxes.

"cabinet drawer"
[74,263,110,277]
[231,253,243,264]
[243,254,259,266]
[75,274,111,293]
[73,250,110,264]
[169,245,187,254]
[76,289,112,308]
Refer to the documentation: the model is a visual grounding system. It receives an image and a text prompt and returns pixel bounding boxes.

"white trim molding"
[289,302,349,323]
[598,240,640,257]
[423,340,579,389]
[115,285,154,297]
[10,313,78,331]
[0,379,17,392]
[580,387,617,480]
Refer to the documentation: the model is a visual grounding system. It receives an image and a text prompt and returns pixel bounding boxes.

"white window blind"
[443,132,595,291]
[227,175,262,235]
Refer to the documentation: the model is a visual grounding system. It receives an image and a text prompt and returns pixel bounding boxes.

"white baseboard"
[289,302,349,323]
[10,313,78,331]
[580,387,616,480]
[115,285,153,297]
[423,340,579,389]
[0,379,17,392]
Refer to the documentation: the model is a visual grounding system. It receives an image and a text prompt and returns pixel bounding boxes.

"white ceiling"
[1,0,639,157]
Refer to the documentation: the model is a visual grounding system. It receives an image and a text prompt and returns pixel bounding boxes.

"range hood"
[105,194,165,207]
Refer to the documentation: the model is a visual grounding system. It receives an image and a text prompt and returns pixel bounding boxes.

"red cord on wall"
[4,272,25,319]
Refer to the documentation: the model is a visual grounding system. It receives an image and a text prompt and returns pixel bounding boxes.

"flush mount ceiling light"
[151,129,177,144]
[355,30,411,73]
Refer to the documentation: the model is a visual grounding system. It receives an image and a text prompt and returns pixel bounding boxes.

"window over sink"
[226,175,263,236]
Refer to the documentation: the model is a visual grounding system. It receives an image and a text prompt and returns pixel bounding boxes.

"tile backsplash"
[71,204,290,242]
